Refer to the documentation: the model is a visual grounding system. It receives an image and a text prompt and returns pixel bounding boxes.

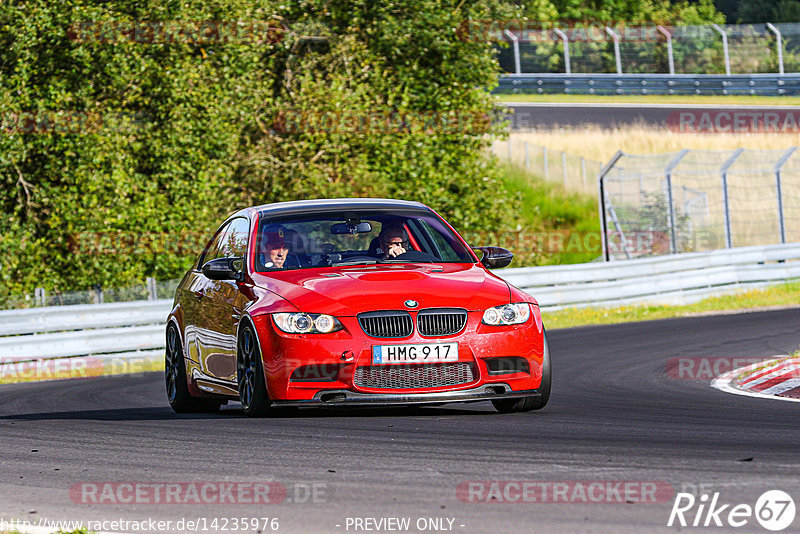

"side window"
[198,221,232,267]
[417,220,461,261]
[220,218,249,258]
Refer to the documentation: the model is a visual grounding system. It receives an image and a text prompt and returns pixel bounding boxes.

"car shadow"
[0,403,498,422]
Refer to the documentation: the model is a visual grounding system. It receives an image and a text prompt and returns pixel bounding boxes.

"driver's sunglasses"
[387,239,407,247]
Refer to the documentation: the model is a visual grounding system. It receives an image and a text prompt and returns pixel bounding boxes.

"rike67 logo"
[668,490,796,531]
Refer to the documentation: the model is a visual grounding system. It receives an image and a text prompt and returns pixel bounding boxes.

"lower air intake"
[354,362,476,389]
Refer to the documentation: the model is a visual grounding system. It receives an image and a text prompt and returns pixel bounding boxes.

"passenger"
[378,225,407,259]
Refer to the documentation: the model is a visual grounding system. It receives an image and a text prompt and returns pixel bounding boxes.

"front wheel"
[492,328,551,413]
[237,323,271,417]
[165,324,221,413]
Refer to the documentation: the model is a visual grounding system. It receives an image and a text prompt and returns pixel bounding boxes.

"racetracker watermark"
[67,230,678,257]
[666,357,782,380]
[69,20,288,44]
[1,517,280,533]
[0,355,156,381]
[70,482,288,504]
[271,109,492,135]
[0,111,148,135]
[668,110,800,134]
[457,481,674,504]
[67,231,208,256]
[458,20,667,43]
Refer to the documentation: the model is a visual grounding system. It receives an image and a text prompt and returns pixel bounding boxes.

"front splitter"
[271,383,541,407]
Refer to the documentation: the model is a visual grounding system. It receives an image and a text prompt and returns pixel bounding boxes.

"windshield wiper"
[378,259,434,263]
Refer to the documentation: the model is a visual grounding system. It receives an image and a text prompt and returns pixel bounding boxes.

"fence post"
[504,29,522,75]
[720,148,744,248]
[774,146,797,244]
[581,157,587,190]
[543,146,549,180]
[34,287,45,307]
[766,23,784,75]
[598,150,626,261]
[605,26,622,75]
[93,283,104,304]
[657,25,675,75]
[146,277,158,300]
[562,151,568,187]
[664,149,689,254]
[524,142,530,169]
[553,28,571,74]
[711,24,731,75]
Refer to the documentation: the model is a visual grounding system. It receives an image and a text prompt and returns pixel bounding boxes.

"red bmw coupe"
[166,199,550,416]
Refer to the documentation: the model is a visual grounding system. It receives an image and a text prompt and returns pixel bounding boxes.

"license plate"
[372,342,458,365]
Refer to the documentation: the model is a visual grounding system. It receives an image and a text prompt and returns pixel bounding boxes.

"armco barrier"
[0,300,171,376]
[501,242,800,310]
[1,243,798,372]
[495,73,800,96]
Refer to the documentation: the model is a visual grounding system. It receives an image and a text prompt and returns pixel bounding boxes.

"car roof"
[234,198,433,220]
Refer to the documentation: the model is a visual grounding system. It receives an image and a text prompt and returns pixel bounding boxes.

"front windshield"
[254,209,475,271]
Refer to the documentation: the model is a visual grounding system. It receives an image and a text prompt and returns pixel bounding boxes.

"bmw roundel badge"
[404,300,418,308]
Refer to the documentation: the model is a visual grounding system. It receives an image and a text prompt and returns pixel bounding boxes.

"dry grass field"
[492,126,800,249]
[503,126,800,164]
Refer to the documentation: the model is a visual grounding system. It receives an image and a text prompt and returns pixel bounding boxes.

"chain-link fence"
[1,278,180,310]
[600,148,800,260]
[492,138,603,194]
[497,22,800,74]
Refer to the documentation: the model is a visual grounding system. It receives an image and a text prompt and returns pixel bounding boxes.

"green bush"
[0,0,518,301]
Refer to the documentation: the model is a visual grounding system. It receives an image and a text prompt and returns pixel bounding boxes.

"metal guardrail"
[1,243,798,369]
[0,299,172,337]
[0,299,171,366]
[501,243,800,310]
[495,74,800,96]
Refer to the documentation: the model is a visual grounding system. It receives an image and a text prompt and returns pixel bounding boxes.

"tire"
[492,328,551,413]
[165,324,221,413]
[237,323,272,417]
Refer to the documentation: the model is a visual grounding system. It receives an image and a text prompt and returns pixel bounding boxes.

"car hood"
[250,263,511,316]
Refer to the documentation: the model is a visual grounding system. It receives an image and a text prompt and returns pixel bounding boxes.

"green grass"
[497,163,600,265]
[543,281,800,329]
[493,93,798,105]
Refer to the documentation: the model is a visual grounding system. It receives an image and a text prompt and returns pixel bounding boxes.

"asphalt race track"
[503,102,800,129]
[2,309,800,533]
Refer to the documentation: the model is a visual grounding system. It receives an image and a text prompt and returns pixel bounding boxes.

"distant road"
[503,101,800,129]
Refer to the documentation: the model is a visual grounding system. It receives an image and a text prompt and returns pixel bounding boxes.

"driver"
[260,225,290,269]
[378,225,407,259]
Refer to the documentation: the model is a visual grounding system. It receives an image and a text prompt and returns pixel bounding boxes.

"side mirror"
[474,246,513,269]
[202,257,243,281]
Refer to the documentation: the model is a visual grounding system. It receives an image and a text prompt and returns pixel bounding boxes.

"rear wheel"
[165,324,221,413]
[492,329,551,413]
[237,323,271,417]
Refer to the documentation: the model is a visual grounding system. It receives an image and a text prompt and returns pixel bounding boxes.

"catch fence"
[497,22,800,75]
[599,147,800,260]
[492,139,603,194]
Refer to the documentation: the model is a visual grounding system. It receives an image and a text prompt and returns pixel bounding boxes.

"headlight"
[482,303,531,325]
[273,313,343,334]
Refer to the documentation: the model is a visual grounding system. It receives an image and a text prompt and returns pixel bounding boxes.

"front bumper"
[270,383,542,407]
[251,311,545,402]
